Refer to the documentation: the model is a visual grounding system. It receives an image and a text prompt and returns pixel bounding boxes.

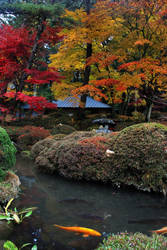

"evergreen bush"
[108,123,167,193]
[0,127,16,181]
[31,122,167,194]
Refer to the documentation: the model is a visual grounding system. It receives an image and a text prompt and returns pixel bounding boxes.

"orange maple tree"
[49,0,116,106]
[84,0,167,119]
[50,0,167,120]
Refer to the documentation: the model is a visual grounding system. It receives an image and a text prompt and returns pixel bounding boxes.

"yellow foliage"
[51,81,82,100]
[22,90,34,96]
[49,0,116,71]
[63,8,86,22]
[49,0,167,106]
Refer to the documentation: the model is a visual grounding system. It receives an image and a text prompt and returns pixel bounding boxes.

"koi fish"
[150,226,167,235]
[53,224,101,237]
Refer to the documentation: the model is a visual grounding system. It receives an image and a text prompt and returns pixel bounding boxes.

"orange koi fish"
[53,224,101,237]
[150,226,167,235]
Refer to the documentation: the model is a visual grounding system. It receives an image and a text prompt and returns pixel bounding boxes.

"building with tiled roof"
[52,96,111,108]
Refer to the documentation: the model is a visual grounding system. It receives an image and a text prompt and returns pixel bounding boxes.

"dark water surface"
[4,156,167,249]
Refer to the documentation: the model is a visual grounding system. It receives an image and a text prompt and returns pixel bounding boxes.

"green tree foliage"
[47,0,96,11]
[0,1,63,27]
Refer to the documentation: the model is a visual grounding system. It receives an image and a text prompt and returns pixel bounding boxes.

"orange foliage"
[72,85,108,101]
[91,78,120,87]
[87,52,119,68]
[50,0,167,109]
[134,39,153,46]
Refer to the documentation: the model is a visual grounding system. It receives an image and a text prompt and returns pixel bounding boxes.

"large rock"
[0,171,21,203]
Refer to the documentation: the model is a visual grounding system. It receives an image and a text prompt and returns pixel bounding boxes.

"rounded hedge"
[57,140,109,181]
[31,123,167,194]
[0,127,16,181]
[108,123,167,193]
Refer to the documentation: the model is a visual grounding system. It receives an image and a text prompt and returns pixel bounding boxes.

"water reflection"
[5,156,167,249]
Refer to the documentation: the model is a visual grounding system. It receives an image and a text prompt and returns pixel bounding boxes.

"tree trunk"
[123,95,130,116]
[80,43,92,108]
[121,90,131,115]
[120,92,126,115]
[18,17,46,92]
[80,0,92,108]
[12,18,46,116]
[145,101,153,122]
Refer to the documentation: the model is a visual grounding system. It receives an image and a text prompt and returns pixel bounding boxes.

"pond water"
[3,156,167,250]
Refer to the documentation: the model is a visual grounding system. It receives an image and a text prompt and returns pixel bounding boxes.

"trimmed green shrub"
[0,127,16,181]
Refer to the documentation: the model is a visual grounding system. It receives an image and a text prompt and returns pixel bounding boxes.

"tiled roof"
[52,96,111,108]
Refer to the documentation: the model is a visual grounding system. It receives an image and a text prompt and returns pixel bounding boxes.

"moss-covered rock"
[0,127,16,181]
[0,171,21,203]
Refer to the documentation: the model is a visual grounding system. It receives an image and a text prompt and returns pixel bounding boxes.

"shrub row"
[31,123,167,194]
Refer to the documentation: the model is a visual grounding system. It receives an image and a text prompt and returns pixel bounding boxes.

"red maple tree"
[0,23,63,119]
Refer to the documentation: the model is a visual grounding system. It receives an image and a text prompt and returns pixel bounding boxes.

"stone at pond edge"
[0,171,21,203]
